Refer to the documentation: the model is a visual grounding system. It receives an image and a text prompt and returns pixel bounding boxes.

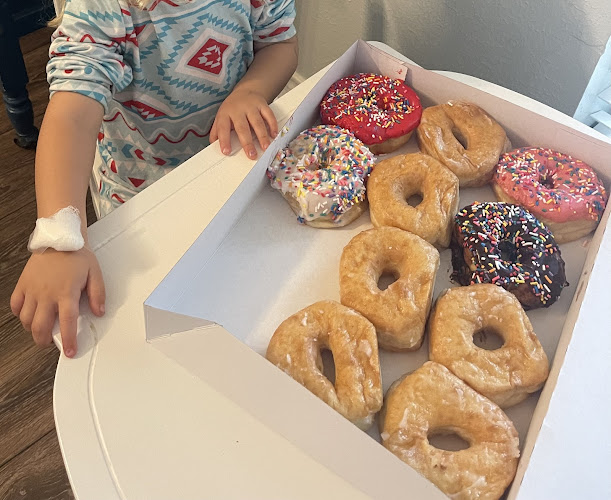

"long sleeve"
[250,0,297,44]
[47,0,134,113]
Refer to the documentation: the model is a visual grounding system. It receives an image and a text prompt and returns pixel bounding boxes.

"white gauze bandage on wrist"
[28,206,85,253]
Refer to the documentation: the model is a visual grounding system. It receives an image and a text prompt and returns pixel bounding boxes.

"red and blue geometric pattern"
[48,0,296,217]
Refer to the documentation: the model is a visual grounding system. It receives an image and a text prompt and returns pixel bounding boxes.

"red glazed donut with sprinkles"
[451,201,567,310]
[493,147,608,243]
[320,73,422,154]
[266,125,375,228]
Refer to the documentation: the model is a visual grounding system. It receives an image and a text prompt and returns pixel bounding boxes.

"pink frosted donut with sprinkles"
[266,125,375,228]
[493,147,608,243]
[320,73,422,155]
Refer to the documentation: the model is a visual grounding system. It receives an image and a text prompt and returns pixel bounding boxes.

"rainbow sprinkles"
[493,147,607,223]
[266,125,375,225]
[320,73,422,145]
[451,201,567,309]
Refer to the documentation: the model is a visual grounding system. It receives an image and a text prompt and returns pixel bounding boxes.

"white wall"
[294,0,611,116]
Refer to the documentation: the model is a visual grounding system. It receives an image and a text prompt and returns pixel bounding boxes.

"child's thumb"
[87,262,106,317]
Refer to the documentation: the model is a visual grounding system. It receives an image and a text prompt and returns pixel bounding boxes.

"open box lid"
[143,39,445,500]
[144,41,611,499]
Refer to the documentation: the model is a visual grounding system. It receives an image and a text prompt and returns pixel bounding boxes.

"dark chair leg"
[0,0,39,149]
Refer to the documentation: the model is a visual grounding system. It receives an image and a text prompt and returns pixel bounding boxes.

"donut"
[368,153,460,248]
[380,362,519,500]
[339,227,439,351]
[320,73,422,154]
[451,201,567,310]
[266,300,383,430]
[417,101,511,187]
[492,147,608,243]
[429,284,549,408]
[267,125,375,228]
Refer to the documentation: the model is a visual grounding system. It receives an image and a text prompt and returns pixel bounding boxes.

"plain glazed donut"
[451,201,567,310]
[320,73,423,154]
[493,147,608,243]
[267,125,375,228]
[339,227,439,351]
[266,300,383,430]
[429,284,549,408]
[381,362,519,500]
[368,153,460,248]
[417,101,511,187]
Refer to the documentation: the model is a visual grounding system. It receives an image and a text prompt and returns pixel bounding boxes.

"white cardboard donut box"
[143,41,611,499]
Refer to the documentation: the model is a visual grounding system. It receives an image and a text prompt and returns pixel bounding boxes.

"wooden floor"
[0,28,95,500]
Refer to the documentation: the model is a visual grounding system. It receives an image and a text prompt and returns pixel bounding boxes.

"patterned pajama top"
[48,0,296,217]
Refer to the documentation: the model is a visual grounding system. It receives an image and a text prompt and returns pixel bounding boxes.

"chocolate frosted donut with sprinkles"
[451,202,567,309]
[266,125,375,228]
[493,147,608,243]
[320,73,422,154]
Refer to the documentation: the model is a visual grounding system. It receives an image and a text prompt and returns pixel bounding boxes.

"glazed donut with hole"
[380,361,519,500]
[368,152,460,248]
[417,101,511,187]
[339,227,439,351]
[266,300,382,430]
[429,284,549,408]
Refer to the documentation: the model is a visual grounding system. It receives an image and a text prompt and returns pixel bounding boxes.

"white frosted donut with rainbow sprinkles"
[493,147,608,243]
[266,125,375,228]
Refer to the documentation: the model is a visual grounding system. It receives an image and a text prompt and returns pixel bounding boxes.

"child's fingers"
[19,296,38,333]
[232,116,257,160]
[59,297,80,358]
[87,261,106,317]
[31,301,57,346]
[209,121,217,143]
[260,106,278,137]
[247,111,271,150]
[215,115,232,155]
[10,286,25,317]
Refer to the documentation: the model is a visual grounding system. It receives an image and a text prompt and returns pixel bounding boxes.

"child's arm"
[210,35,298,160]
[10,92,106,358]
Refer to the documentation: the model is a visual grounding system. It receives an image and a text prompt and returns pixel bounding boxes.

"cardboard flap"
[144,305,213,340]
[356,40,411,81]
[152,325,446,499]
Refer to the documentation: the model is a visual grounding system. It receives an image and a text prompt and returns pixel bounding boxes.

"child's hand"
[10,248,106,358]
[210,87,278,160]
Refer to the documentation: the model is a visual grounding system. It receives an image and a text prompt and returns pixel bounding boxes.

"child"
[10,0,298,357]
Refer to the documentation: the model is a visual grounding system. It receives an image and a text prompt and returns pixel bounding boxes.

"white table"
[53,44,611,499]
